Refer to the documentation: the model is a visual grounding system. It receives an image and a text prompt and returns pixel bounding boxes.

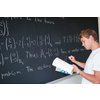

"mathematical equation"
[0,34,53,51]
[0,50,24,66]
[0,47,59,66]
[0,34,80,51]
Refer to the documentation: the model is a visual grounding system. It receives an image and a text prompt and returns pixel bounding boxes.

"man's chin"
[85,48,91,50]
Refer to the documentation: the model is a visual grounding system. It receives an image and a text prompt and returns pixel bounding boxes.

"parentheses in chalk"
[12,37,16,49]
[16,50,19,63]
[5,38,8,50]
[22,36,24,48]
[5,20,9,36]
[2,20,6,36]
[1,54,4,66]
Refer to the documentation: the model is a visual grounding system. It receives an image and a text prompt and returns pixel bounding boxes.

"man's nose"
[82,43,84,46]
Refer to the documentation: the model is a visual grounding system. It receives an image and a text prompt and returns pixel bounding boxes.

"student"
[69,29,100,84]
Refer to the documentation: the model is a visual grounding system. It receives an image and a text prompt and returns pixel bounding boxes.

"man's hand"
[72,64,79,73]
[69,55,76,63]
[69,55,85,68]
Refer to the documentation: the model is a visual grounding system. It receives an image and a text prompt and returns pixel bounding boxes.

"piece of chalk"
[68,56,71,59]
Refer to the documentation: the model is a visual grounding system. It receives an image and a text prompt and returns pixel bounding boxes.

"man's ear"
[89,35,94,41]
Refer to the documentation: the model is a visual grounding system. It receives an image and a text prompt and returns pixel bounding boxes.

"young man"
[69,29,100,84]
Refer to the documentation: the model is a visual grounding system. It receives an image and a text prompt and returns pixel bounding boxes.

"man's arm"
[79,70,100,84]
[72,64,100,84]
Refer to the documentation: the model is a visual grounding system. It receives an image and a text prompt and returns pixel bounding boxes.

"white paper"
[52,57,73,75]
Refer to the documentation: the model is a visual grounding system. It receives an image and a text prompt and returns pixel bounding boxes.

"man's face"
[80,36,92,50]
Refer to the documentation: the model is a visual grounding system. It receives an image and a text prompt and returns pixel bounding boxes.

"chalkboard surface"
[0,17,98,84]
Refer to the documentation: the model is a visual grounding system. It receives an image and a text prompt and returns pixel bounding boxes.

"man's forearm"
[79,70,99,84]
[74,61,85,68]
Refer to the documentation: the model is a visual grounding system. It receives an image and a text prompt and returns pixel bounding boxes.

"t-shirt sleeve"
[92,53,100,71]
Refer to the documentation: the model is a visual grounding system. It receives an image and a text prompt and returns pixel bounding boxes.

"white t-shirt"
[81,48,100,84]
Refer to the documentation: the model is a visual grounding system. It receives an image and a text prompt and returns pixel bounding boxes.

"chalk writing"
[4,17,23,20]
[0,51,24,66]
[71,48,79,52]
[26,66,34,72]
[63,34,80,43]
[0,17,90,83]
[0,20,9,36]
[44,18,55,24]
[25,51,39,58]
[61,49,67,54]
[55,40,61,44]
[37,64,51,70]
[4,34,52,50]
[4,17,55,25]
[1,70,22,79]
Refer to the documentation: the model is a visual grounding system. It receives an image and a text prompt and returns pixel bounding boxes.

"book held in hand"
[52,57,73,75]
